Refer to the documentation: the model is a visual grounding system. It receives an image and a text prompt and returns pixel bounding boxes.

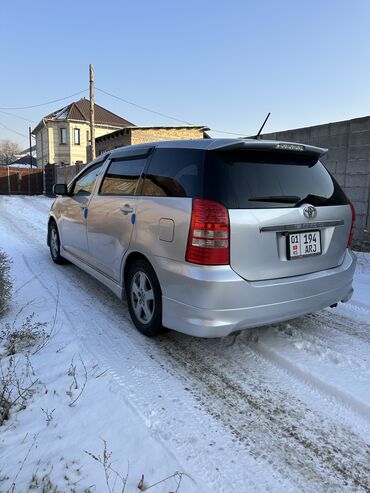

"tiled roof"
[44,98,133,127]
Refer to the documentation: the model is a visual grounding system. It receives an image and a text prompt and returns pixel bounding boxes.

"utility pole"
[28,126,32,195]
[89,63,96,161]
[29,127,33,168]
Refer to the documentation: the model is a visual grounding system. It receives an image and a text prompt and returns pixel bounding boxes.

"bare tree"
[0,139,22,165]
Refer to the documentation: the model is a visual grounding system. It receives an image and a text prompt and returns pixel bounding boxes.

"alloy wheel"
[130,270,155,324]
[50,227,59,258]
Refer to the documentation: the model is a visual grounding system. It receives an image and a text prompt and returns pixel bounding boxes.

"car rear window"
[203,150,347,209]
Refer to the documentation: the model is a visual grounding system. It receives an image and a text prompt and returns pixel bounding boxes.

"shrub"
[1,313,48,356]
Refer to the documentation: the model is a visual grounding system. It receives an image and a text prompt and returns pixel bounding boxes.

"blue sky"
[1,0,370,148]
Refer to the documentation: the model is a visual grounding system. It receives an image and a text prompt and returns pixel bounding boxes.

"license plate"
[287,230,321,259]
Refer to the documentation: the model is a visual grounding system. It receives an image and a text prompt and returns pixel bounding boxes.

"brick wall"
[262,116,370,249]
[96,130,131,155]
[130,127,205,145]
[95,127,206,156]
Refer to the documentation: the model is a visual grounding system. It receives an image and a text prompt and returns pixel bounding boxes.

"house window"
[60,128,67,144]
[86,130,90,144]
[74,128,80,145]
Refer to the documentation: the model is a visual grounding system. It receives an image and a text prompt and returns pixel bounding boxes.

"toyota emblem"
[303,205,317,219]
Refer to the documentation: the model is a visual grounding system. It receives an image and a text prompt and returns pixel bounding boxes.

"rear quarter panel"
[131,197,192,284]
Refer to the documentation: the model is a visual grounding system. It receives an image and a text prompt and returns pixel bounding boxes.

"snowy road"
[1,195,370,492]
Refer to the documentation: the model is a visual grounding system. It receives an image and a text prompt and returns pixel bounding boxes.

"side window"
[73,163,103,196]
[60,128,67,144]
[142,148,203,197]
[100,158,146,195]
[74,128,80,145]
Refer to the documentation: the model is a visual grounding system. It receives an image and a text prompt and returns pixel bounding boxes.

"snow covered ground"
[0,195,369,492]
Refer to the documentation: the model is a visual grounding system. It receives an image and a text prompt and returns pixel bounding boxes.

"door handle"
[120,204,133,215]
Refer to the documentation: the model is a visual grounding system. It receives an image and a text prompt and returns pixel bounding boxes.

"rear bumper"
[155,249,356,338]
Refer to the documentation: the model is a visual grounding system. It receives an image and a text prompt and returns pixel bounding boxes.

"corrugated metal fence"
[0,166,43,195]
[43,163,85,195]
[55,163,85,185]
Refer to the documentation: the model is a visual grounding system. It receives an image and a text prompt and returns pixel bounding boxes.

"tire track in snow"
[151,334,370,492]
[311,311,370,344]
[246,313,370,420]
[268,316,370,371]
[19,250,370,490]
[2,197,370,492]
[251,334,370,422]
[1,205,286,492]
[6,196,370,420]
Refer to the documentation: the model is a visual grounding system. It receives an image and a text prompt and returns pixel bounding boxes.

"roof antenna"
[254,112,271,139]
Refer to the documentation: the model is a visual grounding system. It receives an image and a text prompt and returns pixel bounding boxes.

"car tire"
[126,259,166,337]
[49,222,68,265]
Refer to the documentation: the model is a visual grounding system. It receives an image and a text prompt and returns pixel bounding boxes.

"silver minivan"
[48,139,356,337]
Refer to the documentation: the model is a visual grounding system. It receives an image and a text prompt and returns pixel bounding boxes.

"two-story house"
[32,98,133,166]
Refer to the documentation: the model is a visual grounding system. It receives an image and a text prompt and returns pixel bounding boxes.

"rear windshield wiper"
[248,195,300,204]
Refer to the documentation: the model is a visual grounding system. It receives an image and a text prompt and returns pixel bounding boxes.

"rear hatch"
[203,143,351,281]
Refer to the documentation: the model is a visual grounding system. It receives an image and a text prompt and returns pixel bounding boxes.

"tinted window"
[204,150,347,209]
[73,162,103,196]
[100,158,146,195]
[142,148,203,198]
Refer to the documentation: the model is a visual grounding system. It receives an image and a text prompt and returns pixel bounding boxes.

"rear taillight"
[347,201,356,247]
[186,198,230,265]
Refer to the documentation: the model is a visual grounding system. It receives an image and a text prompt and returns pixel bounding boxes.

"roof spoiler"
[207,139,328,158]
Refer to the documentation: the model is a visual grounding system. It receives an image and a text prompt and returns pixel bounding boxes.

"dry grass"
[0,355,38,426]
[1,313,49,357]
[28,473,60,492]
[85,440,188,493]
[0,306,50,427]
[85,440,128,493]
[66,356,88,407]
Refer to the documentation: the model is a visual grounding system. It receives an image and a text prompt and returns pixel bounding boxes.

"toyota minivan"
[48,139,356,337]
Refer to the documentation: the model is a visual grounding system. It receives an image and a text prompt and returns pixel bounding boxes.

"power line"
[0,84,247,137]
[96,86,246,136]
[0,121,28,139]
[206,128,247,137]
[0,89,88,110]
[96,87,194,125]
[0,109,36,123]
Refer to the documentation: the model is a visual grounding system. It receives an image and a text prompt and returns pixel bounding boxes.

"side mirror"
[53,184,68,195]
